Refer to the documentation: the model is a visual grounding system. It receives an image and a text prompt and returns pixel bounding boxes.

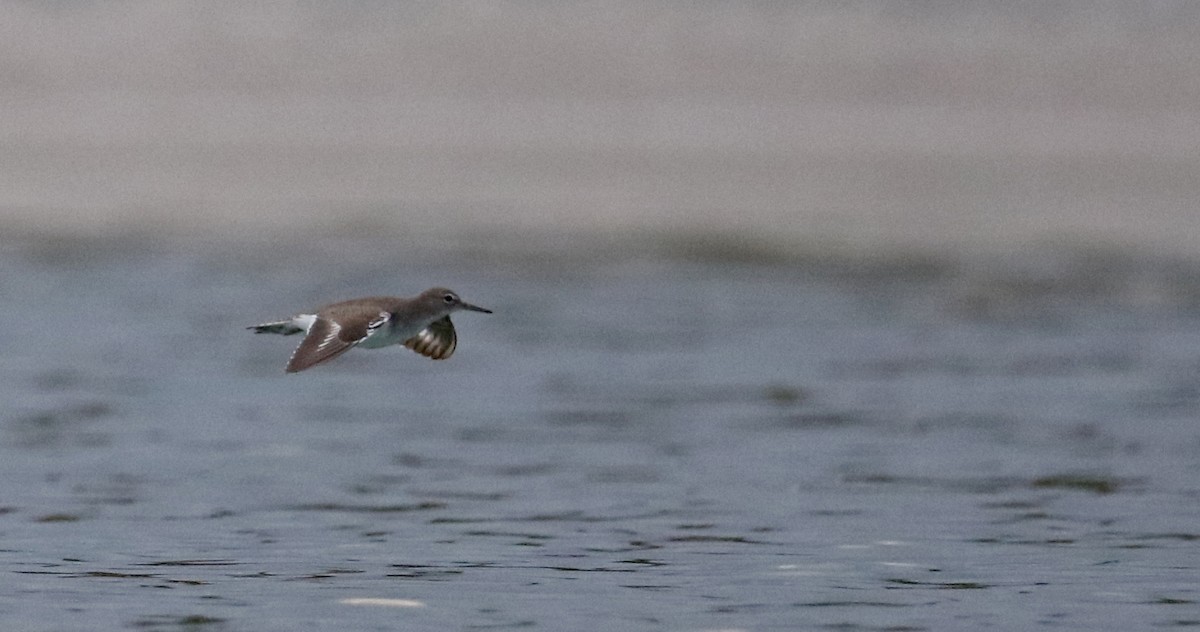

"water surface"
[2,238,1198,630]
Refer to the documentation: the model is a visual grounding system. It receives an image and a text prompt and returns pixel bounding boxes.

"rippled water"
[1,236,1198,630]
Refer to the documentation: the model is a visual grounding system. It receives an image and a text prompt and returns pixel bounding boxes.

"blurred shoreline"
[2,2,1199,259]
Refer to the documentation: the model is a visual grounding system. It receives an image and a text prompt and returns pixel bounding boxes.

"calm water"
[1,236,1198,631]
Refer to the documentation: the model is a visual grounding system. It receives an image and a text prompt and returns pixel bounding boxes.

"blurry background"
[3,1,1198,257]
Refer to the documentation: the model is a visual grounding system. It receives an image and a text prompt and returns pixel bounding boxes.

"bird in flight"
[249,287,492,373]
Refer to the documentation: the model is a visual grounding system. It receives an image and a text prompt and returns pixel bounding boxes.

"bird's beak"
[461,302,493,314]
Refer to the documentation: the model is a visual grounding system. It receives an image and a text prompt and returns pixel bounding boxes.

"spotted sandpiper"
[249,287,492,373]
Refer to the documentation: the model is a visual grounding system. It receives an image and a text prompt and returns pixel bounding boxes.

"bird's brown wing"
[285,313,382,373]
[404,316,457,360]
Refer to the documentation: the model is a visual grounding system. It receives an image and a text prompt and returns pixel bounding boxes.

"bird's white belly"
[358,321,424,349]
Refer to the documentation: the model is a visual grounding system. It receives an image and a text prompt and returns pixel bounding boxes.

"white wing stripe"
[367,312,390,332]
[363,312,391,343]
[317,321,341,351]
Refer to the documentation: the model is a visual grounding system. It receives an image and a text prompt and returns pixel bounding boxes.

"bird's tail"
[248,320,304,335]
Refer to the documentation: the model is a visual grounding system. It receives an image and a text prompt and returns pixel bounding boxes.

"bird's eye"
[443,293,456,303]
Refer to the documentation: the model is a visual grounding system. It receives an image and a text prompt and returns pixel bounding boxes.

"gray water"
[2,236,1199,631]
